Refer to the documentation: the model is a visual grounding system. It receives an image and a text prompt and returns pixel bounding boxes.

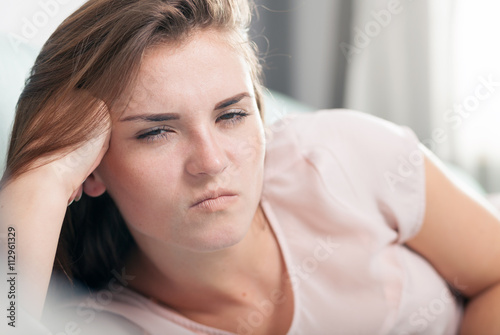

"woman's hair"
[3,0,263,289]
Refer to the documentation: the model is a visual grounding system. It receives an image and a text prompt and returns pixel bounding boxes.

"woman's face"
[94,30,266,252]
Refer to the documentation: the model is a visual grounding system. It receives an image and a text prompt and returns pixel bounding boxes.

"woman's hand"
[47,109,111,204]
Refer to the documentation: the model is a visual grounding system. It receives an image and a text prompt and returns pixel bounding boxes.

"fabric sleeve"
[288,109,426,243]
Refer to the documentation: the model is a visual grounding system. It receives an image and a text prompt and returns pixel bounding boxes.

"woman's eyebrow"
[120,92,252,122]
[214,92,251,110]
[120,113,180,122]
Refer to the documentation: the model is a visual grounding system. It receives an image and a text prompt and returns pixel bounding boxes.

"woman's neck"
[125,204,285,313]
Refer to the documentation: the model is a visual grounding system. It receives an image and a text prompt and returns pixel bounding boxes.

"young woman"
[1,0,500,334]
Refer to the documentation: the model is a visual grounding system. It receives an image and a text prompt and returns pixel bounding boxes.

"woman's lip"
[191,195,238,212]
[191,189,237,207]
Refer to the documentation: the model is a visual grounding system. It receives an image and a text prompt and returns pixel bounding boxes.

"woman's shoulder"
[265,109,421,178]
[263,109,426,243]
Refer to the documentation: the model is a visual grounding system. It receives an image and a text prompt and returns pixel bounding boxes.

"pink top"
[62,110,462,334]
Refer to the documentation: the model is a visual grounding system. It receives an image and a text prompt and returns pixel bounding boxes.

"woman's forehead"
[113,30,254,117]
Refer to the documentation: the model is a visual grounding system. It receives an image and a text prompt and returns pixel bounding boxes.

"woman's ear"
[83,171,107,197]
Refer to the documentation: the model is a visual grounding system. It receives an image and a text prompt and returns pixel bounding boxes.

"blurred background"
[1,0,500,192]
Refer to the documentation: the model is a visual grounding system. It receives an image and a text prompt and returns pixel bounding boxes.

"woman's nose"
[185,130,228,177]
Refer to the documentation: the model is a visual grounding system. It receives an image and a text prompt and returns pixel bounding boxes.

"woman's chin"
[186,227,250,253]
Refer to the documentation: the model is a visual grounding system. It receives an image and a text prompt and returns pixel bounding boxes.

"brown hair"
[3,0,263,289]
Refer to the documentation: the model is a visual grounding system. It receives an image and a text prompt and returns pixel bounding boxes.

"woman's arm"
[0,166,69,320]
[406,145,500,334]
[0,122,110,321]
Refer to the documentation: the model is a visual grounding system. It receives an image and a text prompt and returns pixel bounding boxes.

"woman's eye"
[217,110,249,124]
[137,127,172,142]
